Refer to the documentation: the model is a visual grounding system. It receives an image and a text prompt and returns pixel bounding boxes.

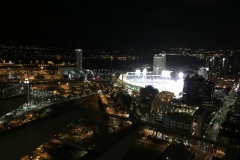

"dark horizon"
[0,1,239,50]
[0,42,238,51]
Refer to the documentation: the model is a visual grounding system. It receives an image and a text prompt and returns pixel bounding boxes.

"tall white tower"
[153,53,166,75]
[75,49,82,70]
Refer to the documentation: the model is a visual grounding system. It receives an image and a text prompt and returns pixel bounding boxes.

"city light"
[162,70,172,77]
[135,69,141,76]
[179,72,184,79]
[24,78,29,84]
[123,72,184,97]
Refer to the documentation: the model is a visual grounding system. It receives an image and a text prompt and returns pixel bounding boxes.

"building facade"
[182,74,214,106]
[24,78,30,104]
[192,108,207,136]
[0,83,23,99]
[182,74,205,106]
[153,53,166,75]
[139,85,159,109]
[75,49,82,70]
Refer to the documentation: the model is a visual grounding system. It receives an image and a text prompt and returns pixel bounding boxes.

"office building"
[57,49,85,79]
[139,85,159,109]
[182,74,214,106]
[150,88,207,136]
[204,80,215,103]
[153,53,166,75]
[24,78,30,105]
[75,49,82,70]
[198,67,209,80]
[182,74,205,106]
[205,51,240,77]
[0,83,23,99]
[192,108,207,136]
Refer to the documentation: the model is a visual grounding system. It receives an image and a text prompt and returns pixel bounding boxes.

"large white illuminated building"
[119,54,184,98]
[122,70,184,98]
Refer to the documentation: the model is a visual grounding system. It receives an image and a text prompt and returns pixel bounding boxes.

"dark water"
[166,55,205,69]
[83,55,205,71]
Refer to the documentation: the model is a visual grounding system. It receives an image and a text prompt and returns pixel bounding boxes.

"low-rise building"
[0,83,23,99]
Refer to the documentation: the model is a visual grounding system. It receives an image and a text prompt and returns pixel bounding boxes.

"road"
[206,90,237,141]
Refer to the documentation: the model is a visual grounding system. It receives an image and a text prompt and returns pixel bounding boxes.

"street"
[205,90,237,140]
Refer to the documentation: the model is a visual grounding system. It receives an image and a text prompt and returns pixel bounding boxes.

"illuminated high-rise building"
[153,53,166,75]
[75,49,82,70]
[24,78,30,105]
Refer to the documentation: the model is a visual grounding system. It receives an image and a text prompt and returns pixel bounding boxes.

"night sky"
[0,0,239,49]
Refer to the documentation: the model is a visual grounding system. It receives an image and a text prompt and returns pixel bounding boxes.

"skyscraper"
[75,49,82,70]
[182,74,214,106]
[153,53,166,75]
[24,78,30,105]
[182,74,205,106]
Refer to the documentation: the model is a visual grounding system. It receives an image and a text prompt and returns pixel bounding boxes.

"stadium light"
[135,69,141,75]
[179,72,183,79]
